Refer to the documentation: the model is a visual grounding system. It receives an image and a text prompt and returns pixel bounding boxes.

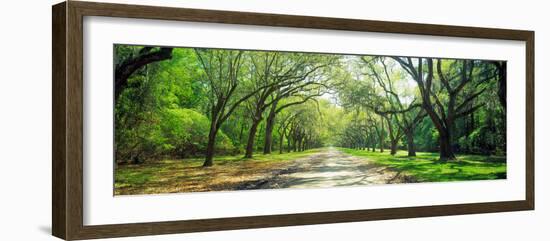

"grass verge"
[338,148,506,182]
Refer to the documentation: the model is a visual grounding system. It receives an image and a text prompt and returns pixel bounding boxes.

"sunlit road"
[238,147,407,190]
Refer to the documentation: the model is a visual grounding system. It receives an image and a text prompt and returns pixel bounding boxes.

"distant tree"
[262,86,329,154]
[275,111,300,154]
[243,52,331,158]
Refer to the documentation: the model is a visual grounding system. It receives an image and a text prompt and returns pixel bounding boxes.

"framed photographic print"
[52,1,534,240]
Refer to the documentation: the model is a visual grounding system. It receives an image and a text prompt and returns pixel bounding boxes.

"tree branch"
[115,47,173,102]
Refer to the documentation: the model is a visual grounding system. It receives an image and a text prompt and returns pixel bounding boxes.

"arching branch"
[115,47,173,102]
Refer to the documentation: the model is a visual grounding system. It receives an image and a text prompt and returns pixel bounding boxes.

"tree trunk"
[263,107,276,154]
[244,118,261,158]
[379,116,385,152]
[370,133,375,151]
[467,111,475,136]
[439,131,456,161]
[497,62,507,110]
[279,132,285,154]
[390,140,397,155]
[203,123,218,167]
[379,133,384,153]
[406,131,416,157]
[238,121,246,144]
[287,136,292,152]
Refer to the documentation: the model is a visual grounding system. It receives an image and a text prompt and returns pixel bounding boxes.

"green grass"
[339,148,506,182]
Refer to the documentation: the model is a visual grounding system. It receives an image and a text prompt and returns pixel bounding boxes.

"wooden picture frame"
[52,1,534,240]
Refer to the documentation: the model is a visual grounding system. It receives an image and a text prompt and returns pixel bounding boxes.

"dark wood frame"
[52,1,535,240]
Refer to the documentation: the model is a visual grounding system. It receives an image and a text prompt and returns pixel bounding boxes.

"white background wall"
[0,0,547,240]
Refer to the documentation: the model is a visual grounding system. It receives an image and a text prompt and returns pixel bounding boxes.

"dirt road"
[236,147,412,190]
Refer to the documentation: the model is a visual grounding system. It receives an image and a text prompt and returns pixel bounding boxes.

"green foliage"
[154,48,205,109]
[115,46,222,162]
[114,44,506,165]
[160,108,233,157]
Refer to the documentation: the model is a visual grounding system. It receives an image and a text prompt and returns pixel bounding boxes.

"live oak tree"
[363,57,426,156]
[261,56,338,155]
[275,111,301,154]
[195,49,281,166]
[262,84,330,154]
[335,108,384,152]
[333,60,387,152]
[382,114,403,155]
[393,57,496,161]
[398,108,426,156]
[242,52,332,158]
[368,112,386,152]
[241,52,281,158]
[272,101,324,152]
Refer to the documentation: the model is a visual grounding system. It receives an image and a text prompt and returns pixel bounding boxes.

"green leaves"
[159,108,233,157]
[113,44,506,164]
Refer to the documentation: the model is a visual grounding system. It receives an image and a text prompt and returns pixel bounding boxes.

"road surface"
[236,147,412,190]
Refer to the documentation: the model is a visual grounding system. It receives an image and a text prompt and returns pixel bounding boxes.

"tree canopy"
[114,45,506,166]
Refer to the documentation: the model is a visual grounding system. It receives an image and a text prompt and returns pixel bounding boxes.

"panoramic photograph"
[113,45,507,195]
